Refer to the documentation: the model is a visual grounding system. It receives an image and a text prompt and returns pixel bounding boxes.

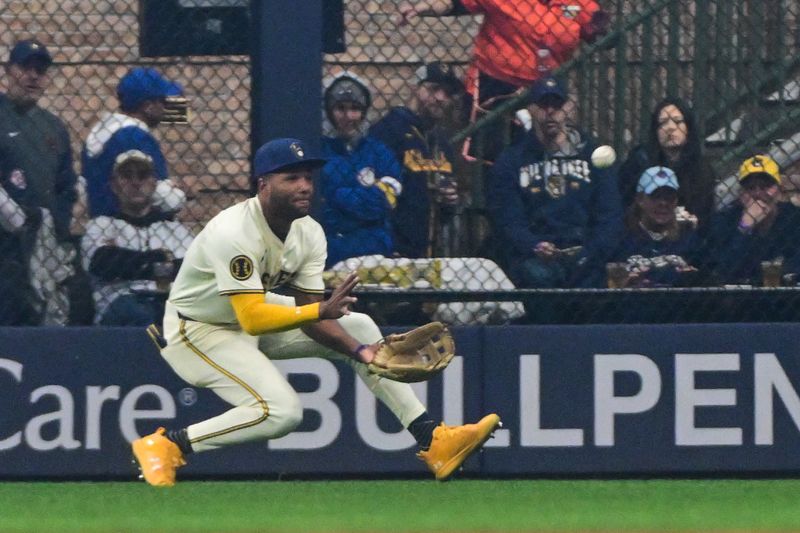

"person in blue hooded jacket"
[82,67,185,218]
[486,76,623,288]
[319,73,403,268]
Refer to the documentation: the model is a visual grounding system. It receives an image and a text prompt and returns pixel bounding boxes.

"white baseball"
[591,145,617,168]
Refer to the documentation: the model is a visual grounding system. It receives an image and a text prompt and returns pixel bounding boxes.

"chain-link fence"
[1,1,800,328]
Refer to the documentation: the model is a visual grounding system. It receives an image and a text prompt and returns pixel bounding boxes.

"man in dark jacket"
[701,155,800,286]
[369,62,463,258]
[0,39,82,324]
[486,76,623,288]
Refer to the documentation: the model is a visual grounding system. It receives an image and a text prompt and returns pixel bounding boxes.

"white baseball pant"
[159,295,426,453]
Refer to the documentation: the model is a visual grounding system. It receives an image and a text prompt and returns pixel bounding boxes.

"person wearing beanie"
[320,72,404,267]
[82,67,186,218]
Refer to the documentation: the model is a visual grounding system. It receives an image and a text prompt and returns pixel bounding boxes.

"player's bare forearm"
[302,319,373,363]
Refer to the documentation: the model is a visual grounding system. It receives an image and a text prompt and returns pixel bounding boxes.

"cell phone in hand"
[556,246,583,257]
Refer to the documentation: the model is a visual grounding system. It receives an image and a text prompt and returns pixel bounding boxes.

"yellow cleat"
[417,413,501,481]
[132,427,186,487]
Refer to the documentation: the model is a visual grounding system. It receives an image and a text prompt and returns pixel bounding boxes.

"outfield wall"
[2,324,800,478]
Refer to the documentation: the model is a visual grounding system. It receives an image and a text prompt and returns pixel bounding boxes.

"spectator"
[398,0,609,162]
[0,153,41,325]
[369,62,463,258]
[701,155,800,286]
[82,67,186,218]
[619,97,716,230]
[613,167,699,288]
[486,76,623,288]
[0,39,89,325]
[82,150,193,326]
[319,72,403,267]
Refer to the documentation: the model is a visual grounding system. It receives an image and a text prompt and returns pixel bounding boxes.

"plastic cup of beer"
[761,259,783,287]
[606,262,629,289]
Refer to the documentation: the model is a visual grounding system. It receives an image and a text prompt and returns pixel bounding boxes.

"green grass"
[0,479,799,532]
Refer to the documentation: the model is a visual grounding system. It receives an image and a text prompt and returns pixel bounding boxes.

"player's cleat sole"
[418,414,502,481]
[131,427,186,487]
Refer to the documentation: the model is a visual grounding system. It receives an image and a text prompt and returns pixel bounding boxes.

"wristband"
[353,344,369,358]
[738,220,753,234]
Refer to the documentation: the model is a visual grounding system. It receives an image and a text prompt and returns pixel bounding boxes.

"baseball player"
[132,137,500,486]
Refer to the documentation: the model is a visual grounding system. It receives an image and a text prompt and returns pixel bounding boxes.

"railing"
[455,0,800,178]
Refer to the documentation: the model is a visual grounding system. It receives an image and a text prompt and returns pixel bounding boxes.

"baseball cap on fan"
[253,138,327,177]
[637,166,679,195]
[8,39,52,68]
[528,76,567,106]
[113,149,154,174]
[738,154,781,185]
[117,67,183,112]
[417,62,463,96]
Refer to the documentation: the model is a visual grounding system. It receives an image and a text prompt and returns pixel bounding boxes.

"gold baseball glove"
[367,322,455,383]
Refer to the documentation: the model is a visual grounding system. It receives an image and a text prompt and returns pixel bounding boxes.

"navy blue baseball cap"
[528,76,567,106]
[253,138,327,177]
[8,39,52,67]
[117,67,182,111]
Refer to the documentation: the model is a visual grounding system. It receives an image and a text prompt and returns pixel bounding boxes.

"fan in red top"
[398,0,610,162]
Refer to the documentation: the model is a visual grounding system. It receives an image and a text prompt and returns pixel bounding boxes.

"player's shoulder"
[292,215,325,238]
[286,216,325,250]
[196,198,252,244]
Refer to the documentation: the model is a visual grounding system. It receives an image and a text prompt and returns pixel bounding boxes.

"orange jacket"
[460,0,601,88]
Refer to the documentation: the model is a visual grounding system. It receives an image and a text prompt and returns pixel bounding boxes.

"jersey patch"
[229,255,254,281]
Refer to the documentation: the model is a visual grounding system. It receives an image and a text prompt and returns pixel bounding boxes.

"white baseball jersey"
[169,196,326,324]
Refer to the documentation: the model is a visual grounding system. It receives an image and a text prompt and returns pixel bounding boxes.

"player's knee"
[267,391,303,438]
